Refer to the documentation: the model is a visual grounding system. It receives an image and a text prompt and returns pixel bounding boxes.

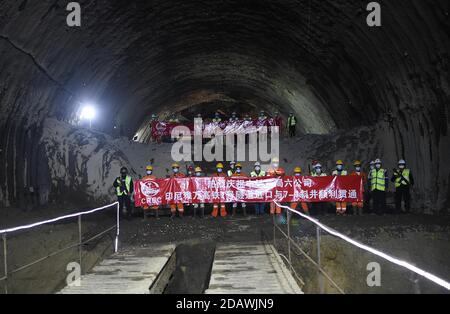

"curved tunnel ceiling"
[1,0,447,139]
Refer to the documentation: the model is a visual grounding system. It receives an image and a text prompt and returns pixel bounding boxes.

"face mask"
[295,173,301,177]
[337,165,343,171]
[230,165,235,169]
[173,168,179,173]
[399,165,405,169]
[217,168,223,173]
[375,164,381,169]
[370,165,375,170]
[255,166,261,171]
[316,168,322,174]
[273,163,279,168]
[355,167,361,172]
[188,171,193,175]
[236,169,241,173]
[195,172,201,177]
[146,171,152,175]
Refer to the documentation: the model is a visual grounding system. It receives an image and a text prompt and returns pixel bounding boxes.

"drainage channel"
[151,240,216,294]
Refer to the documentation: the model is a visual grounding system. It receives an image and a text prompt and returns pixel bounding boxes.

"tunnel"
[0,1,449,211]
[0,1,450,296]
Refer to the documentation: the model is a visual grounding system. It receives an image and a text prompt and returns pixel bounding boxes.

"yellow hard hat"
[235,163,242,168]
[294,166,302,173]
[195,166,202,172]
[336,160,344,165]
[353,160,362,166]
[216,163,224,169]
[171,163,180,168]
[146,165,153,171]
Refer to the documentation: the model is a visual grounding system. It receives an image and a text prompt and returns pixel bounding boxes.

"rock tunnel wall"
[0,1,449,211]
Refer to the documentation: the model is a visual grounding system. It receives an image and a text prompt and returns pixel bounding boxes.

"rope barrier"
[274,200,450,291]
[0,202,119,234]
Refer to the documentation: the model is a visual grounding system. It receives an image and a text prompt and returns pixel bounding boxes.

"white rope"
[274,200,450,291]
[0,202,119,235]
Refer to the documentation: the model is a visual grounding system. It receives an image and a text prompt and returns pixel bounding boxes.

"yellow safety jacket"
[288,116,297,126]
[332,170,348,176]
[116,176,132,196]
[250,170,266,177]
[370,169,387,191]
[394,169,410,188]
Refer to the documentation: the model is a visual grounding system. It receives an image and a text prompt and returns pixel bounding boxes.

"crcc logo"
[140,181,160,197]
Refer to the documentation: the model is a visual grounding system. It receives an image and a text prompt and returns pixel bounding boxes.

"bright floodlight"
[80,105,96,120]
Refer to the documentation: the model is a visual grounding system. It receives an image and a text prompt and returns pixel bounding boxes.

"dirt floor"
[1,203,449,294]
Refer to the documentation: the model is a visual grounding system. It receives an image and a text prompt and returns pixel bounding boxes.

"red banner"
[134,176,363,207]
[150,118,281,140]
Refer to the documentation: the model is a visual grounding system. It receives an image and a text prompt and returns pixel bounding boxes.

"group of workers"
[151,110,298,139]
[113,157,414,219]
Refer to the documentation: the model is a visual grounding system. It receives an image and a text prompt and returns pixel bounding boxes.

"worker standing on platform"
[231,163,247,216]
[370,159,388,215]
[267,157,285,215]
[192,166,206,218]
[391,159,414,214]
[287,113,297,138]
[250,162,266,215]
[332,160,348,214]
[212,163,227,217]
[290,167,309,214]
[350,160,367,215]
[141,165,159,218]
[113,167,134,219]
[170,163,186,219]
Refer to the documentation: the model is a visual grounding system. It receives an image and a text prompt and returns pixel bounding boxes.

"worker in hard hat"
[311,163,327,215]
[250,162,266,215]
[332,160,348,214]
[229,111,239,122]
[287,113,297,138]
[391,159,414,213]
[267,157,285,215]
[370,158,388,215]
[141,165,160,218]
[192,166,206,217]
[113,167,134,218]
[212,112,222,123]
[290,167,309,214]
[310,160,319,176]
[231,163,247,216]
[350,160,367,215]
[366,160,376,212]
[211,162,227,217]
[187,165,194,177]
[227,161,236,177]
[258,110,267,121]
[170,163,186,218]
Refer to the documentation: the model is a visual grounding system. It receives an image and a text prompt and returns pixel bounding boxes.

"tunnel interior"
[0,0,449,212]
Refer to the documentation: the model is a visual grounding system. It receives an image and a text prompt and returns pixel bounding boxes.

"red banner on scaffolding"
[150,118,281,140]
[134,176,363,207]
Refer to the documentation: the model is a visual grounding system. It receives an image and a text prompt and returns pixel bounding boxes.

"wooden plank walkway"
[58,244,175,294]
[205,244,303,294]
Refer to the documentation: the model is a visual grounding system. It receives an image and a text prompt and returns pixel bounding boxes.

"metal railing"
[272,200,450,293]
[0,202,120,294]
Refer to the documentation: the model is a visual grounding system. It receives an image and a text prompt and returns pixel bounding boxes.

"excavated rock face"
[0,1,448,211]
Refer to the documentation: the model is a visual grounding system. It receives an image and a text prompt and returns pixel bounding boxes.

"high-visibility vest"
[250,170,266,177]
[311,173,327,177]
[370,169,387,191]
[227,169,235,177]
[288,116,296,126]
[394,169,410,188]
[213,118,221,123]
[116,176,132,196]
[332,170,348,176]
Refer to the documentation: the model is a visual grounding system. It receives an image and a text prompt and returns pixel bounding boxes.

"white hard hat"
[314,163,322,168]
[398,159,406,165]
[370,160,375,165]
[230,161,236,165]
[374,158,382,164]
[254,162,261,167]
